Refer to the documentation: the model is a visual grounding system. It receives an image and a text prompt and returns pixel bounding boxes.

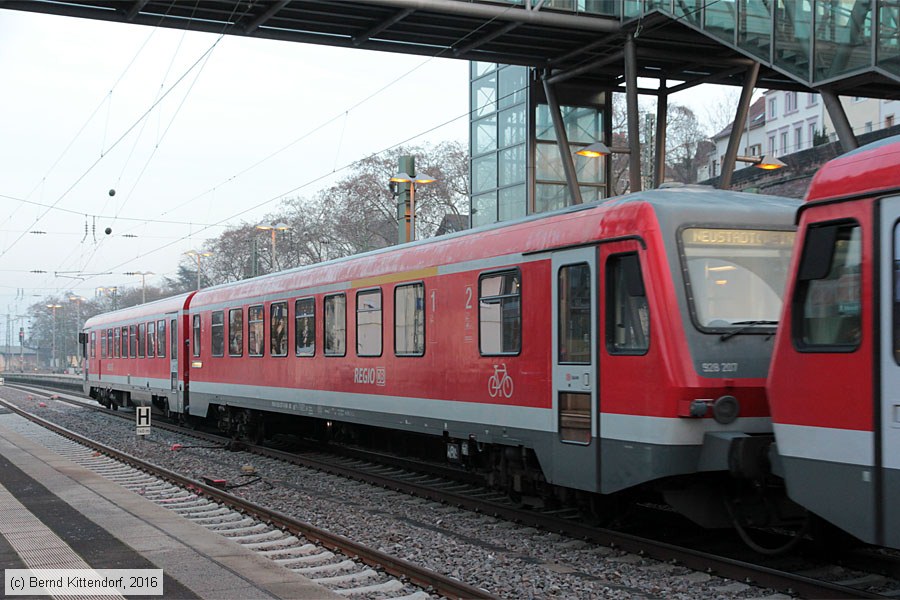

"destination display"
[683,228,795,248]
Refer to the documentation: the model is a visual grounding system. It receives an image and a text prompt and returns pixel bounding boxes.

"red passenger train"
[769,135,900,550]
[82,186,800,532]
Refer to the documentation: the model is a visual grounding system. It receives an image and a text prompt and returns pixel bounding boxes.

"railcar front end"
[769,136,900,549]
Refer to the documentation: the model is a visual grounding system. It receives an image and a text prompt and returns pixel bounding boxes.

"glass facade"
[625,0,892,86]
[879,3,900,77]
[469,1,897,224]
[492,1,896,85]
[470,63,527,228]
[470,62,607,226]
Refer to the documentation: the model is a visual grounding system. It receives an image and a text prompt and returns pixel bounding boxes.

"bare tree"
[699,86,742,138]
[665,104,709,183]
[302,141,470,257]
[206,226,260,283]
[610,94,710,190]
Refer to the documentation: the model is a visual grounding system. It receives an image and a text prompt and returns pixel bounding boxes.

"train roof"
[190,186,799,307]
[83,292,194,328]
[805,134,900,204]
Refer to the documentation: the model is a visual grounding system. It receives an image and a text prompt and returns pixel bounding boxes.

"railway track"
[5,381,899,598]
[0,391,491,600]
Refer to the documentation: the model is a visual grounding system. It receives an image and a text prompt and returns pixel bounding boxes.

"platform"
[0,411,339,599]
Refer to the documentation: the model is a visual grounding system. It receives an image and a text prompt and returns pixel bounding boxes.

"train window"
[395,283,425,356]
[192,314,201,358]
[130,325,138,358]
[295,298,315,356]
[137,323,145,358]
[479,270,521,355]
[895,219,900,365]
[211,311,225,357]
[147,322,155,358]
[680,228,794,330]
[794,222,861,350]
[170,319,177,359]
[228,309,243,356]
[356,290,382,357]
[157,320,166,358]
[248,305,264,357]
[90,331,96,358]
[324,294,347,356]
[100,330,106,359]
[115,328,121,358]
[606,253,649,354]
[558,264,591,364]
[559,392,591,444]
[270,302,288,357]
[891,223,900,366]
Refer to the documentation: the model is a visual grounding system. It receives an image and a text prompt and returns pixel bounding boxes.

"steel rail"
[3,385,887,599]
[0,396,495,600]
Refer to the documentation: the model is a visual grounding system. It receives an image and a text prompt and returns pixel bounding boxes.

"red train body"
[769,135,900,549]
[83,186,799,529]
[82,293,194,414]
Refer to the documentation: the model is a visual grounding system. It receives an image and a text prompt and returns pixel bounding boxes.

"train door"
[879,195,900,549]
[550,247,599,491]
[167,313,182,413]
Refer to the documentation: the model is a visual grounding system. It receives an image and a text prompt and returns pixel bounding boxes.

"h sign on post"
[136,406,151,436]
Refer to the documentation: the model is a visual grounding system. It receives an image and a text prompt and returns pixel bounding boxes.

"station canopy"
[5,0,898,99]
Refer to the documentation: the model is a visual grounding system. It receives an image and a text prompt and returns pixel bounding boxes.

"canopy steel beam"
[719,62,760,189]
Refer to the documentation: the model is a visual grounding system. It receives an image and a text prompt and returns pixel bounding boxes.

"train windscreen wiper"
[719,320,779,342]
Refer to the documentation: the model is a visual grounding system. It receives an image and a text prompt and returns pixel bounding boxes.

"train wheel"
[237,409,265,444]
[251,416,266,445]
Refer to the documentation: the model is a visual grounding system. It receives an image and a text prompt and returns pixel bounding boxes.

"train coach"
[769,135,900,550]
[82,292,194,414]
[82,185,800,528]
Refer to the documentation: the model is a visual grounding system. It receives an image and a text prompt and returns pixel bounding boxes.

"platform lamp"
[390,171,436,242]
[68,295,86,370]
[735,155,787,170]
[46,303,62,371]
[125,271,154,303]
[185,250,213,290]
[255,223,291,271]
[575,141,631,158]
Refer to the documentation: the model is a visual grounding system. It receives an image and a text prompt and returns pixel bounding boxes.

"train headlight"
[712,395,740,424]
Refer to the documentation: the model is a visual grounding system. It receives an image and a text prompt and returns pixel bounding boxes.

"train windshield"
[680,228,795,330]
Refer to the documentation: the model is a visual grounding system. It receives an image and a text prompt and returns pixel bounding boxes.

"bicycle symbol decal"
[487,363,514,399]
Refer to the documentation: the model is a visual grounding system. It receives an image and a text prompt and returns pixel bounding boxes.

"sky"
[0,8,732,339]
[0,8,473,328]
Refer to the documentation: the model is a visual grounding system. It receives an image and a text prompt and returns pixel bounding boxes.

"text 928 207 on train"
[76,138,899,553]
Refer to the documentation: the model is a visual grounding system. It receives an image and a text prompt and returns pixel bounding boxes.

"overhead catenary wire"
[26,75,530,297]
[11,1,252,303]
[0,37,225,264]
[68,31,223,281]
[13,2,519,300]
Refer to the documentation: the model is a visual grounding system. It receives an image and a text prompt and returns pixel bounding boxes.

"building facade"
[701,92,899,181]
